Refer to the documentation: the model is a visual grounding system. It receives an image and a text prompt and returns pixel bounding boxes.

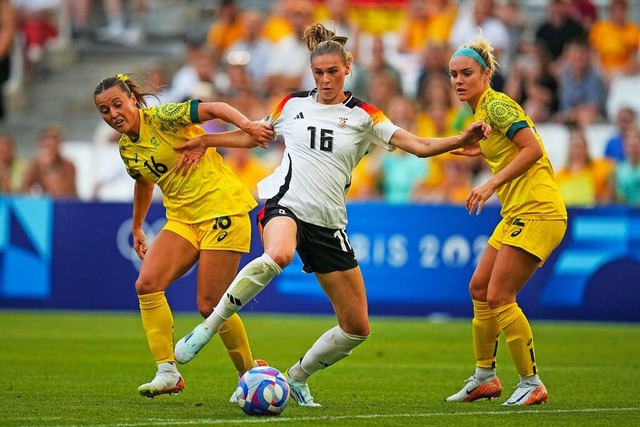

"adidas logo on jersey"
[294,112,305,119]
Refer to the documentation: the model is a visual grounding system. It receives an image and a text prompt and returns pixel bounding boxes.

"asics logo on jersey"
[217,231,228,242]
[294,112,305,119]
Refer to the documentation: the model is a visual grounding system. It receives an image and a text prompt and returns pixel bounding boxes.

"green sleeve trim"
[190,99,201,124]
[506,120,529,140]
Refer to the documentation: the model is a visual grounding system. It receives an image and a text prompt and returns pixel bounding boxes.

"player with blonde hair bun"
[445,35,567,406]
[172,22,490,406]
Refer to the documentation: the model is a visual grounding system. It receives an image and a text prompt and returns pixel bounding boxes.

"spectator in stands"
[261,0,295,44]
[415,41,451,102]
[366,71,403,114]
[12,0,59,70]
[66,0,91,41]
[96,0,146,46]
[0,0,16,121]
[556,126,615,207]
[22,123,77,199]
[169,39,217,104]
[320,0,361,60]
[554,36,606,127]
[226,9,271,96]
[370,95,429,204]
[350,36,402,101]
[91,123,135,201]
[263,0,315,97]
[397,0,456,54]
[604,106,637,162]
[589,0,640,79]
[415,74,476,199]
[449,0,510,83]
[412,155,472,204]
[568,0,598,30]
[534,0,587,69]
[613,124,640,205]
[0,132,26,193]
[504,42,559,123]
[494,0,527,69]
[206,0,244,64]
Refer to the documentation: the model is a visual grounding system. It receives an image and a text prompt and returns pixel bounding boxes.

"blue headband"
[451,47,487,68]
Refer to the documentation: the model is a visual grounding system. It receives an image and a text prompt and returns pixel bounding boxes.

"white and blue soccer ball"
[235,366,290,416]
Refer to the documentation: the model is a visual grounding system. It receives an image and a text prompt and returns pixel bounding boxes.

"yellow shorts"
[163,213,252,252]
[488,217,567,266]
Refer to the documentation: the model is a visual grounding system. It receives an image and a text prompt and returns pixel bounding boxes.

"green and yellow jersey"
[118,100,257,223]
[474,88,567,221]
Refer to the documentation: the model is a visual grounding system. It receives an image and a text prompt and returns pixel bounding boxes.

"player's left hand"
[243,121,274,145]
[175,137,207,175]
[460,121,491,146]
[465,180,497,215]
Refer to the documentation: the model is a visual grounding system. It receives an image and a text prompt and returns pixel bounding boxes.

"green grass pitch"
[0,310,638,426]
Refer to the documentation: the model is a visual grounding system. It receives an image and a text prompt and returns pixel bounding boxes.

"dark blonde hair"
[459,36,500,81]
[93,74,155,108]
[302,23,353,66]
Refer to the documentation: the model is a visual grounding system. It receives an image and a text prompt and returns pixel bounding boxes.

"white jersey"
[258,90,399,228]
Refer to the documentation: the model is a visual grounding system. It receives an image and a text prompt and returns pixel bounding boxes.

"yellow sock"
[218,313,255,374]
[472,299,501,369]
[138,291,174,364]
[493,303,537,377]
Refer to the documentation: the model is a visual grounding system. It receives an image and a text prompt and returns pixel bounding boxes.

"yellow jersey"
[118,100,257,223]
[474,88,567,221]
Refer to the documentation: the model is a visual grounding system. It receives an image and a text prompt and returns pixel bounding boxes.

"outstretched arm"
[389,121,491,158]
[197,102,273,144]
[174,130,268,175]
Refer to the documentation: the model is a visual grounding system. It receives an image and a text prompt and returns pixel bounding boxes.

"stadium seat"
[584,123,616,159]
[606,75,640,121]
[536,123,571,170]
[61,140,96,201]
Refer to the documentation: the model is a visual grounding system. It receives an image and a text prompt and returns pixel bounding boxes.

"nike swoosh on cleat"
[183,332,193,343]
[465,386,479,395]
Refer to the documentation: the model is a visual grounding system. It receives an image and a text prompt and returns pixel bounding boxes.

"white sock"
[288,326,368,382]
[203,254,282,331]
[475,367,496,381]
[521,373,541,385]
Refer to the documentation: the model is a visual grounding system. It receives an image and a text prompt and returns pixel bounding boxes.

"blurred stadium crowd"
[1,0,640,208]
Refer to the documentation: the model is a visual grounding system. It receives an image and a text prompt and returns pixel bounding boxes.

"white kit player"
[172,23,491,406]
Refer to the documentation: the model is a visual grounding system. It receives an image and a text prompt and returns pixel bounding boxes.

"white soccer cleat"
[445,376,502,402]
[503,380,548,406]
[229,359,269,403]
[138,363,185,398]
[284,369,321,407]
[174,323,214,364]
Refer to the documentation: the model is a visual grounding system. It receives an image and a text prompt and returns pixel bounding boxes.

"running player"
[444,35,567,405]
[93,74,273,398]
[171,23,490,406]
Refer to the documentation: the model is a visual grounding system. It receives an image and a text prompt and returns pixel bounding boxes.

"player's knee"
[468,279,487,301]
[266,250,295,269]
[196,300,214,318]
[343,321,370,338]
[135,276,160,295]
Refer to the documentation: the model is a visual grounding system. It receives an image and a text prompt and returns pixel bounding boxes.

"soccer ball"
[235,366,290,416]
